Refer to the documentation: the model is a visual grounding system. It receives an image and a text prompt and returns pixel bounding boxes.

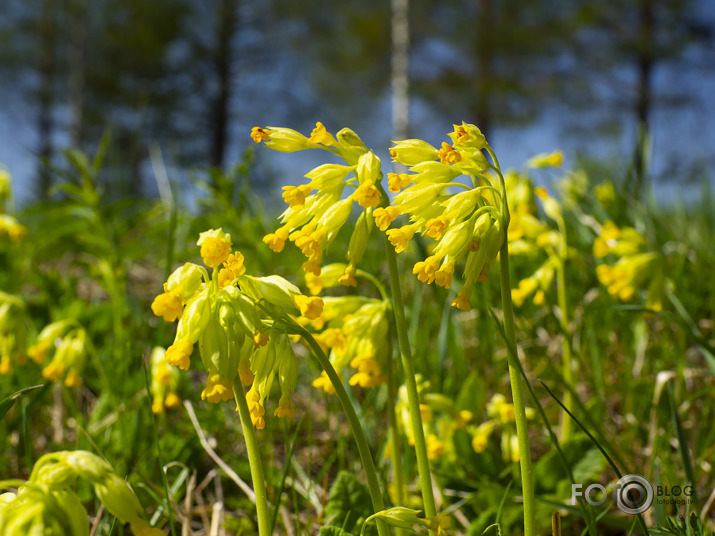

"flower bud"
[356,151,381,185]
[263,127,314,152]
[166,263,204,300]
[389,139,439,166]
[305,163,354,191]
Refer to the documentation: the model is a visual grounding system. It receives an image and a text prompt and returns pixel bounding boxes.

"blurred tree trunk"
[473,0,492,138]
[210,0,237,170]
[633,0,654,194]
[391,0,410,143]
[68,0,87,148]
[37,0,55,199]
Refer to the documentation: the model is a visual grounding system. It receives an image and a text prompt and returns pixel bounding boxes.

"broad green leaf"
[324,471,376,536]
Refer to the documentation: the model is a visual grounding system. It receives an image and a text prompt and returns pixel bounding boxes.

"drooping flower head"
[150,228,323,428]
[384,123,508,311]
[0,450,164,536]
[252,122,383,284]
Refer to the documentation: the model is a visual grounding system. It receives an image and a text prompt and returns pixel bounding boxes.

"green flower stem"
[233,379,272,536]
[555,261,573,441]
[299,328,389,536]
[385,332,407,518]
[499,240,535,536]
[384,236,438,523]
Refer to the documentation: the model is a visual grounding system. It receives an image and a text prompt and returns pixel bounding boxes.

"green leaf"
[481,523,502,536]
[320,527,354,536]
[0,385,45,422]
[324,471,376,536]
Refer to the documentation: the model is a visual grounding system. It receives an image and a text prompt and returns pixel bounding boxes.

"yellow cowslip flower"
[438,142,461,165]
[263,227,290,252]
[354,180,381,208]
[425,215,450,239]
[387,172,412,192]
[448,122,486,150]
[373,206,400,231]
[383,125,509,311]
[294,294,324,319]
[255,123,385,282]
[151,291,183,322]
[197,228,232,268]
[282,184,313,208]
[250,126,270,143]
[201,373,234,404]
[309,121,337,146]
[386,223,419,253]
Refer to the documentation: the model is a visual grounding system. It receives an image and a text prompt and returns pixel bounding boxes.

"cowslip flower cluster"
[395,382,474,462]
[0,292,28,375]
[470,393,535,463]
[149,347,181,414]
[151,228,323,429]
[27,320,87,388]
[507,182,569,308]
[307,293,389,394]
[0,450,163,535]
[593,221,665,310]
[252,122,382,284]
[384,123,507,311]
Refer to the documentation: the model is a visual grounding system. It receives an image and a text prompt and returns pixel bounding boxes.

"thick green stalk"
[300,329,389,536]
[233,380,272,536]
[555,262,573,441]
[499,241,535,536]
[384,236,438,521]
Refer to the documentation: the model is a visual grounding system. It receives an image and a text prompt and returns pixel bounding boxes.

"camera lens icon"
[615,474,654,515]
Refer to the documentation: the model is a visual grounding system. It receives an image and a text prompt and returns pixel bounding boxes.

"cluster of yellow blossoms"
[384,123,506,311]
[151,228,324,429]
[296,263,388,393]
[393,378,530,463]
[0,292,28,375]
[594,221,665,311]
[506,173,570,308]
[252,122,382,285]
[27,320,88,388]
[0,450,163,535]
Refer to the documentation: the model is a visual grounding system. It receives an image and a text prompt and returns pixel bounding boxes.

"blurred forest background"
[0,0,713,206]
